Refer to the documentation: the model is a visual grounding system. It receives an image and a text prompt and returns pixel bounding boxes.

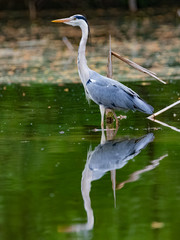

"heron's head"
[52,14,89,28]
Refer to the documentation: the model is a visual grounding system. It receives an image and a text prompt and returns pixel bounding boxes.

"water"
[0,8,180,240]
[0,81,179,240]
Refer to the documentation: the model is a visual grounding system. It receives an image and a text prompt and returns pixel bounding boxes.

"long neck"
[77,23,90,86]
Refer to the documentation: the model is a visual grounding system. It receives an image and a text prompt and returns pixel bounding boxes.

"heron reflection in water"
[58,130,167,233]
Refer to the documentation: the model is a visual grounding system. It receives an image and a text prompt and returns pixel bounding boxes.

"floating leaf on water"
[64,88,69,92]
[141,82,151,86]
[151,222,164,229]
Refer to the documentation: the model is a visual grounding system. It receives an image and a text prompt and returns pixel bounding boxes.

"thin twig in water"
[149,118,180,133]
[107,35,117,208]
[148,100,180,119]
[147,100,180,133]
[111,51,166,84]
[106,35,114,125]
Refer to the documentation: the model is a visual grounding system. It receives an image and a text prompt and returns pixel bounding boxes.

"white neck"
[77,22,90,86]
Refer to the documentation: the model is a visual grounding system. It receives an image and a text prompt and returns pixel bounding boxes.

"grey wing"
[86,72,131,110]
[86,71,153,114]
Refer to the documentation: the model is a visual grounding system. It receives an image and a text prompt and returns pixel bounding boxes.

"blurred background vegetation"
[0,0,180,17]
[0,0,179,10]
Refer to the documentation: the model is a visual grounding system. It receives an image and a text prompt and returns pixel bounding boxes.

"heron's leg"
[112,111,119,128]
[100,127,106,144]
[111,170,116,208]
[99,105,105,129]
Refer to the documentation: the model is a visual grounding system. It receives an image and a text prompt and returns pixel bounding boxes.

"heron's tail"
[133,96,154,115]
[134,133,155,152]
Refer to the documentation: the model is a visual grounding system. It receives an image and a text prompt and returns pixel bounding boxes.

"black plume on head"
[75,15,89,25]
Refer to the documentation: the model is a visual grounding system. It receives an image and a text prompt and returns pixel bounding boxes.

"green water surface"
[0,81,179,240]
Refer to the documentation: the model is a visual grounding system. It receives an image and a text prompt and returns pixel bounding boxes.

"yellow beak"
[51,18,71,23]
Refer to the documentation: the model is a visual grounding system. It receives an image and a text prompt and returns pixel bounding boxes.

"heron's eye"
[73,17,77,21]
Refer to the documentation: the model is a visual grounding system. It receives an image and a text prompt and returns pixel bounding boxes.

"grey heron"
[52,14,154,128]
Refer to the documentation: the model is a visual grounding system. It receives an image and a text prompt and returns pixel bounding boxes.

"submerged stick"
[147,100,180,132]
[148,100,180,119]
[149,118,180,133]
[107,36,117,208]
[111,51,166,84]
